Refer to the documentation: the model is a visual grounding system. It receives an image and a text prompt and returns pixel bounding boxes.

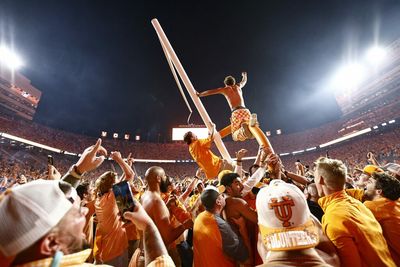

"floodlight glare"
[332,63,366,91]
[366,46,387,65]
[0,45,24,70]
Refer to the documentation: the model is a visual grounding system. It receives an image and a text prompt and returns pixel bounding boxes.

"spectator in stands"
[193,186,248,266]
[314,157,396,267]
[364,172,400,266]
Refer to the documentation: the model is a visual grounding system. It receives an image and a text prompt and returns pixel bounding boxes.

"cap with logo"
[256,179,319,251]
[0,180,74,257]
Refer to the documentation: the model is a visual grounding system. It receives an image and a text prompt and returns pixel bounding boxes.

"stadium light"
[135,135,140,141]
[0,45,24,70]
[332,63,366,91]
[388,120,395,124]
[366,46,387,65]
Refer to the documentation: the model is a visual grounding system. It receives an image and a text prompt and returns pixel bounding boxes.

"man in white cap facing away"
[256,179,339,266]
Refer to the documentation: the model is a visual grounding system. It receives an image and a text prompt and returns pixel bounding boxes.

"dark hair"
[76,182,90,200]
[224,76,236,86]
[220,173,240,187]
[373,172,400,201]
[249,164,260,176]
[183,131,194,145]
[200,189,219,211]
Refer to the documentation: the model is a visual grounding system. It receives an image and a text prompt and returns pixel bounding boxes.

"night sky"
[1,0,400,142]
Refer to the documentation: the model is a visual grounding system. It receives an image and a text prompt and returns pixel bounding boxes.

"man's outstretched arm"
[197,87,226,97]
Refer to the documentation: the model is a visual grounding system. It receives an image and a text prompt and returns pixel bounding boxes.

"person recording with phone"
[92,150,135,266]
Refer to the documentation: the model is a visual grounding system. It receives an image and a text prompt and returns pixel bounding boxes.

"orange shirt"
[189,138,221,179]
[319,190,395,267]
[364,198,400,266]
[93,192,128,263]
[193,211,236,267]
[83,200,95,248]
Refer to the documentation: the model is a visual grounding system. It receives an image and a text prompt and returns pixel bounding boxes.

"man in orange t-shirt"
[364,172,400,266]
[194,186,248,267]
[184,129,234,179]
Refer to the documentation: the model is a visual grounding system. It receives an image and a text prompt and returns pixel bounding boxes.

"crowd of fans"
[1,103,399,161]
[1,111,400,267]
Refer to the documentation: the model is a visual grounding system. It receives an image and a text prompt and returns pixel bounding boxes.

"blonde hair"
[315,157,347,190]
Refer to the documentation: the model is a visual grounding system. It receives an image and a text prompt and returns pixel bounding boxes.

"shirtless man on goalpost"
[197,72,256,141]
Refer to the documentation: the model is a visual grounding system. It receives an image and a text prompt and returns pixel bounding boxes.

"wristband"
[68,165,83,179]
[236,160,242,163]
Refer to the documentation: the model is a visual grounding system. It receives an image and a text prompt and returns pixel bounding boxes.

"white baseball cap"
[0,180,74,257]
[256,179,319,251]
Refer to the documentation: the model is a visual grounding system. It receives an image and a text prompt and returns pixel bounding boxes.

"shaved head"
[145,166,165,184]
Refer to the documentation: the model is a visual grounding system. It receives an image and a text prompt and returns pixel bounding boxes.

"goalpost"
[151,18,232,161]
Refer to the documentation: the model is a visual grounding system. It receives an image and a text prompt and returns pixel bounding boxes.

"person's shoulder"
[364,198,386,210]
[226,196,247,206]
[142,192,161,206]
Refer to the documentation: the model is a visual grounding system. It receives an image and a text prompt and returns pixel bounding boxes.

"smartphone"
[112,181,136,220]
[47,155,54,165]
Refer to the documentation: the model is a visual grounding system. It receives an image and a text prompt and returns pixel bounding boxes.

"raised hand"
[195,168,203,178]
[76,138,107,174]
[110,151,123,161]
[235,148,248,161]
[125,152,135,166]
[123,200,153,231]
